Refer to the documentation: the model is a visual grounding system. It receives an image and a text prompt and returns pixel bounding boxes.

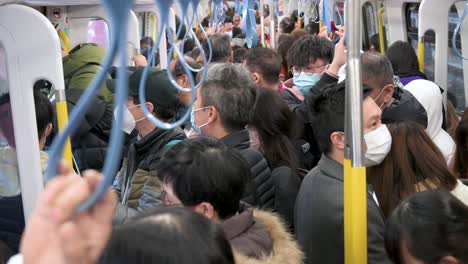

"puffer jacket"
[222,209,304,264]
[113,127,186,222]
[221,130,275,209]
[65,88,126,171]
[63,43,113,103]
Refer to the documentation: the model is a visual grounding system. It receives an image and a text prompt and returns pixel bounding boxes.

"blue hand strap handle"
[235,0,242,15]
[322,0,332,33]
[243,0,258,48]
[45,0,133,212]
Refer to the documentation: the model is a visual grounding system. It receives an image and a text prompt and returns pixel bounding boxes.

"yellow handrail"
[418,36,425,73]
[55,99,73,168]
[58,30,70,53]
[377,7,385,54]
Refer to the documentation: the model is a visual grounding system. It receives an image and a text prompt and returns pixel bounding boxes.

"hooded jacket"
[221,130,275,209]
[113,127,186,224]
[223,209,304,264]
[62,43,113,102]
[404,79,456,164]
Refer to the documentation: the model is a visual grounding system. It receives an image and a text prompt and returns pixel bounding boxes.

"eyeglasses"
[291,63,329,75]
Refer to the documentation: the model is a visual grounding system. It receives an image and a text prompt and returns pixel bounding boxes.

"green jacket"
[63,44,113,102]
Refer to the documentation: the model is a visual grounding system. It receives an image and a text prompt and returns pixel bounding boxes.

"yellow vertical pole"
[345,0,367,263]
[377,7,385,54]
[54,91,73,168]
[418,36,425,73]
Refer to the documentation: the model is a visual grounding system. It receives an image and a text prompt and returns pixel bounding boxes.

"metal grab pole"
[344,0,367,263]
[269,0,276,49]
[377,7,385,54]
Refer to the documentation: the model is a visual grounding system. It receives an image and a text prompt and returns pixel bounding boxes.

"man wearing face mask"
[191,63,275,209]
[361,52,428,127]
[109,68,186,222]
[295,82,392,264]
[280,34,347,169]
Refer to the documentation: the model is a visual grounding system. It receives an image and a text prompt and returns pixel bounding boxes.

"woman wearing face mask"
[367,121,468,218]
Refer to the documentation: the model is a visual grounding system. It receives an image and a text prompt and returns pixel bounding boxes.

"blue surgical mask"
[190,107,210,135]
[293,72,321,95]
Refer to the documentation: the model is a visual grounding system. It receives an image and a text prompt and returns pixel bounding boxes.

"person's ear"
[230,51,234,63]
[192,202,216,219]
[440,256,460,264]
[251,73,261,85]
[383,84,394,105]
[330,131,345,151]
[145,102,154,114]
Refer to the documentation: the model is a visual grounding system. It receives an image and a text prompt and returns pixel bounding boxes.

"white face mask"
[364,124,392,167]
[114,105,145,134]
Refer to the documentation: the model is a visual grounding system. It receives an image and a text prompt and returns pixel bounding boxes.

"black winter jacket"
[271,165,302,232]
[65,88,131,171]
[221,130,275,209]
[280,73,339,170]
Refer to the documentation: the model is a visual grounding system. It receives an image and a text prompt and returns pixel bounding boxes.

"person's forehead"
[363,97,381,119]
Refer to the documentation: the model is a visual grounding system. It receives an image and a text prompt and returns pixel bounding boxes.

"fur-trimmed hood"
[233,210,304,264]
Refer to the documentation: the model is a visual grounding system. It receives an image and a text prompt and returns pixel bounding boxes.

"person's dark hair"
[232,27,245,39]
[175,16,186,41]
[368,122,458,218]
[244,47,281,85]
[369,33,380,52]
[280,17,295,34]
[361,52,394,89]
[202,34,232,63]
[182,38,196,54]
[186,47,201,61]
[287,35,334,68]
[224,7,235,23]
[385,41,419,75]
[252,88,300,171]
[277,34,296,80]
[101,207,235,264]
[304,22,320,35]
[308,82,371,154]
[291,29,309,40]
[454,109,468,179]
[173,56,201,81]
[385,190,468,264]
[232,46,248,63]
[132,96,174,120]
[33,91,54,138]
[307,83,345,154]
[202,64,257,131]
[140,36,154,48]
[156,138,250,219]
[290,10,299,26]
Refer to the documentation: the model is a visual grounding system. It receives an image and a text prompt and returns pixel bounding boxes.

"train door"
[0,4,65,221]
[417,0,468,111]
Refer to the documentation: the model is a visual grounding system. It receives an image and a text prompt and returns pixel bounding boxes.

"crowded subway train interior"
[0,0,468,263]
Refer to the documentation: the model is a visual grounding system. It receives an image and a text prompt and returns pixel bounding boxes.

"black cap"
[107,67,178,112]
